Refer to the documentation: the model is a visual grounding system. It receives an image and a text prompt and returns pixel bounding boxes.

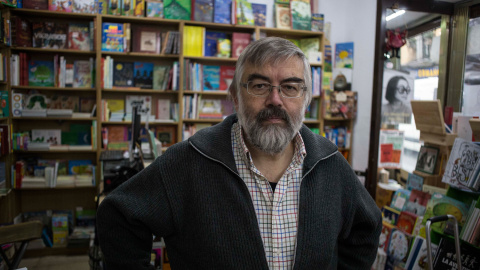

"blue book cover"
[68,160,93,175]
[28,60,55,87]
[204,31,227,57]
[101,23,124,52]
[134,62,154,89]
[203,65,220,90]
[213,0,231,24]
[251,3,267,27]
[193,0,214,22]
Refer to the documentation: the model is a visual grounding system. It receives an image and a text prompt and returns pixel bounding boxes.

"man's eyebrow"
[246,73,271,82]
[280,77,304,84]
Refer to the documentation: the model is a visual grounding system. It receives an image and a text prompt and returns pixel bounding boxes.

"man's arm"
[96,160,175,269]
[337,177,382,269]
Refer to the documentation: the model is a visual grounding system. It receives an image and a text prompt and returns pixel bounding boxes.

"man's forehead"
[241,59,304,78]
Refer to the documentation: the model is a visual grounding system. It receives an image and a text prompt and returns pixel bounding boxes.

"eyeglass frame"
[241,81,308,98]
[396,86,411,95]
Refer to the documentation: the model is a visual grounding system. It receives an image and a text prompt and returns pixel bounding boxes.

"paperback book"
[73,60,93,88]
[290,0,311,30]
[113,62,134,87]
[203,65,220,90]
[101,23,124,52]
[213,0,231,24]
[236,0,254,25]
[28,60,55,87]
[164,0,191,20]
[193,0,214,22]
[32,22,68,49]
[134,62,154,89]
[251,3,266,27]
[68,23,91,51]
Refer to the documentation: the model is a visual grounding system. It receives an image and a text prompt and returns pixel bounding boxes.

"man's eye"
[253,84,269,89]
[282,84,298,91]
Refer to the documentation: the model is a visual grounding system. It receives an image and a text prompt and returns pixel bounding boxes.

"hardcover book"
[72,0,96,13]
[164,0,191,20]
[406,173,424,191]
[68,23,91,51]
[382,205,401,226]
[380,221,395,252]
[405,236,438,270]
[153,65,170,90]
[73,60,93,88]
[251,3,266,27]
[198,98,222,118]
[11,16,32,47]
[433,237,479,270]
[390,189,410,212]
[156,99,171,119]
[275,3,291,29]
[386,228,414,264]
[101,23,124,52]
[204,31,227,57]
[422,192,469,232]
[442,137,480,191]
[32,22,67,49]
[217,38,231,58]
[113,62,134,87]
[193,0,214,22]
[132,26,159,53]
[155,126,176,146]
[213,0,231,24]
[28,60,55,87]
[236,0,254,25]
[134,62,154,89]
[203,65,220,90]
[396,211,417,234]
[232,32,251,58]
[31,129,62,145]
[48,95,79,111]
[405,189,431,216]
[146,0,163,17]
[219,65,234,91]
[125,95,152,116]
[49,0,73,11]
[68,160,93,175]
[290,0,311,30]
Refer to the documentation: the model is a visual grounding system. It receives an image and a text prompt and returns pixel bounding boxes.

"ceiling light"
[386,10,405,21]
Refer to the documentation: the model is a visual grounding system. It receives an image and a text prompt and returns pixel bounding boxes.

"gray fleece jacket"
[97,114,382,269]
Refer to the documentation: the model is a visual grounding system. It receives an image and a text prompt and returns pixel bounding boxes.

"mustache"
[256,106,290,122]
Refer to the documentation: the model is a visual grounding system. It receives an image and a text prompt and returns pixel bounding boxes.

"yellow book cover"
[183,26,205,57]
[107,99,125,113]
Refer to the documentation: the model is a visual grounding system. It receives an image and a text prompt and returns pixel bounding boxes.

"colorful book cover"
[79,97,96,113]
[73,60,93,88]
[198,98,222,118]
[32,22,67,49]
[442,138,480,190]
[28,60,55,87]
[232,32,251,58]
[134,62,154,89]
[107,99,125,113]
[0,91,9,117]
[251,3,266,27]
[48,0,73,12]
[422,192,469,232]
[397,211,417,234]
[324,44,332,72]
[219,65,234,91]
[213,0,231,24]
[155,126,176,146]
[404,236,438,270]
[183,26,205,57]
[113,62,134,87]
[335,42,354,69]
[311,13,324,32]
[134,0,144,16]
[164,0,191,20]
[275,3,290,29]
[380,221,395,252]
[122,0,134,16]
[68,23,90,51]
[390,189,411,212]
[108,0,122,15]
[382,205,401,226]
[217,38,231,58]
[146,0,163,17]
[386,228,414,264]
[31,129,61,145]
[101,23,124,52]
[97,0,108,14]
[406,173,424,191]
[193,0,213,22]
[72,0,96,13]
[153,65,170,90]
[405,189,431,216]
[68,160,93,175]
[204,31,227,57]
[299,38,320,57]
[203,65,220,90]
[236,0,254,25]
[290,0,311,30]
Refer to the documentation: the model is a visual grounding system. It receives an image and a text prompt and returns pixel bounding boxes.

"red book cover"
[23,0,48,10]
[380,221,394,252]
[444,106,453,126]
[19,53,24,86]
[397,211,417,234]
[219,65,235,91]
[15,161,25,189]
[232,32,251,58]
[13,17,32,47]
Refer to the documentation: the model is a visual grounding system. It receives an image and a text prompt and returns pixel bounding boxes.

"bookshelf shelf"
[324,117,352,121]
[259,27,324,37]
[184,56,238,63]
[183,90,228,95]
[24,246,90,258]
[0,117,8,121]
[304,119,321,124]
[12,117,96,121]
[10,9,97,19]
[184,20,257,31]
[13,149,97,154]
[310,63,322,67]
[102,88,178,94]
[11,86,96,92]
[183,119,223,123]
[17,186,96,191]
[101,121,178,125]
[0,81,7,85]
[101,14,181,26]
[100,52,179,59]
[10,47,96,55]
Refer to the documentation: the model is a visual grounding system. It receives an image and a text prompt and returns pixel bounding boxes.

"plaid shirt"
[232,122,306,270]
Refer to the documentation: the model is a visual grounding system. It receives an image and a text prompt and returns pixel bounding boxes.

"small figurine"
[386,28,407,58]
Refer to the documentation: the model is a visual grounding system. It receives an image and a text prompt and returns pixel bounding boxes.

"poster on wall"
[382,69,415,125]
[335,42,353,68]
[379,129,404,169]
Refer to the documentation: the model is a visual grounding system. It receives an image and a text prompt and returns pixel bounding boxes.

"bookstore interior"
[0,0,479,269]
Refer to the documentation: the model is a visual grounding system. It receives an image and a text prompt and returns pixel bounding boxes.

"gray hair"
[228,37,312,106]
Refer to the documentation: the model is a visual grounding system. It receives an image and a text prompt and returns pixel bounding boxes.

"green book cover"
[290,0,312,30]
[153,65,170,90]
[236,0,254,25]
[164,0,191,20]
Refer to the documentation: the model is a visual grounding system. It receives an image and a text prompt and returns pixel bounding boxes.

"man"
[97,37,382,269]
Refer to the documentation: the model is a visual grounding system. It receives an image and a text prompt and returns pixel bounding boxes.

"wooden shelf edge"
[11,86,96,91]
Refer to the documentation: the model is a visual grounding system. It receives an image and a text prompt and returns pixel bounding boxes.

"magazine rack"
[411,100,457,188]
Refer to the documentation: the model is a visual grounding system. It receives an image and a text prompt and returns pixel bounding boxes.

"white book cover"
[442,137,480,190]
[125,95,152,116]
[157,99,171,120]
[31,129,62,145]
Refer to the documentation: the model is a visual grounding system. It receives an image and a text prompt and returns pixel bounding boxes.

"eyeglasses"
[241,81,307,98]
[396,86,411,94]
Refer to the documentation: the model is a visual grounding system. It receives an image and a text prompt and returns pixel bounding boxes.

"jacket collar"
[188,114,338,174]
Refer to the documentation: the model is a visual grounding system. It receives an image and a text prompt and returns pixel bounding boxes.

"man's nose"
[265,86,284,106]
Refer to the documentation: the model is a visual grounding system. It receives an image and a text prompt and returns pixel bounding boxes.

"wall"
[319,0,377,171]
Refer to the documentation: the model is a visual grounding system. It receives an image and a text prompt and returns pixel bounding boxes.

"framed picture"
[415,146,439,174]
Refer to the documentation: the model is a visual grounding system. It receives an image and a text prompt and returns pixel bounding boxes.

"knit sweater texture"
[97,114,382,269]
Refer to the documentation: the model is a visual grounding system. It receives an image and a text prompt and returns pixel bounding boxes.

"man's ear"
[229,85,240,111]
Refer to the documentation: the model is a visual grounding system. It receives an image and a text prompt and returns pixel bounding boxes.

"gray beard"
[238,105,304,155]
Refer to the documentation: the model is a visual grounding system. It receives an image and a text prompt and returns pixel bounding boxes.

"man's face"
[235,57,306,155]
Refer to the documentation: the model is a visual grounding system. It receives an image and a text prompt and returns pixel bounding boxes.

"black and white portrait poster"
[382,69,415,124]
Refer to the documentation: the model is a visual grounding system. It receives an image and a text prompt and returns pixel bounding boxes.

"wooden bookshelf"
[10,47,96,55]
[183,90,229,95]
[12,86,96,92]
[102,88,178,94]
[12,117,96,121]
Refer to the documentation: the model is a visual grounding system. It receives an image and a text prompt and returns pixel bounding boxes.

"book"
[11,16,32,47]
[219,65,235,91]
[203,65,220,90]
[299,38,320,57]
[68,160,93,175]
[132,26,159,53]
[390,189,411,212]
[73,60,93,88]
[125,95,152,116]
[422,192,469,232]
[405,189,431,216]
[386,228,414,265]
[31,129,62,145]
[204,31,227,57]
[101,23,124,52]
[382,205,401,226]
[153,65,170,90]
[433,237,480,270]
[133,62,154,89]
[251,3,266,27]
[164,0,191,20]
[183,26,205,57]
[24,94,48,110]
[155,126,176,146]
[122,0,134,16]
[48,95,79,111]
[406,173,424,191]
[380,221,395,252]
[156,99,171,120]
[213,0,231,24]
[198,98,222,119]
[397,211,417,234]
[113,61,134,87]
[23,0,48,9]
[290,0,311,30]
[236,0,254,25]
[275,3,291,29]
[28,60,55,87]
[49,0,73,11]
[72,0,95,13]
[146,0,163,17]
[311,13,324,32]
[32,22,68,49]
[442,137,480,191]
[108,0,121,15]
[404,236,438,270]
[232,32,251,58]
[335,42,354,69]
[193,0,214,22]
[0,92,8,117]
[134,0,144,16]
[68,23,90,51]
[217,38,231,58]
